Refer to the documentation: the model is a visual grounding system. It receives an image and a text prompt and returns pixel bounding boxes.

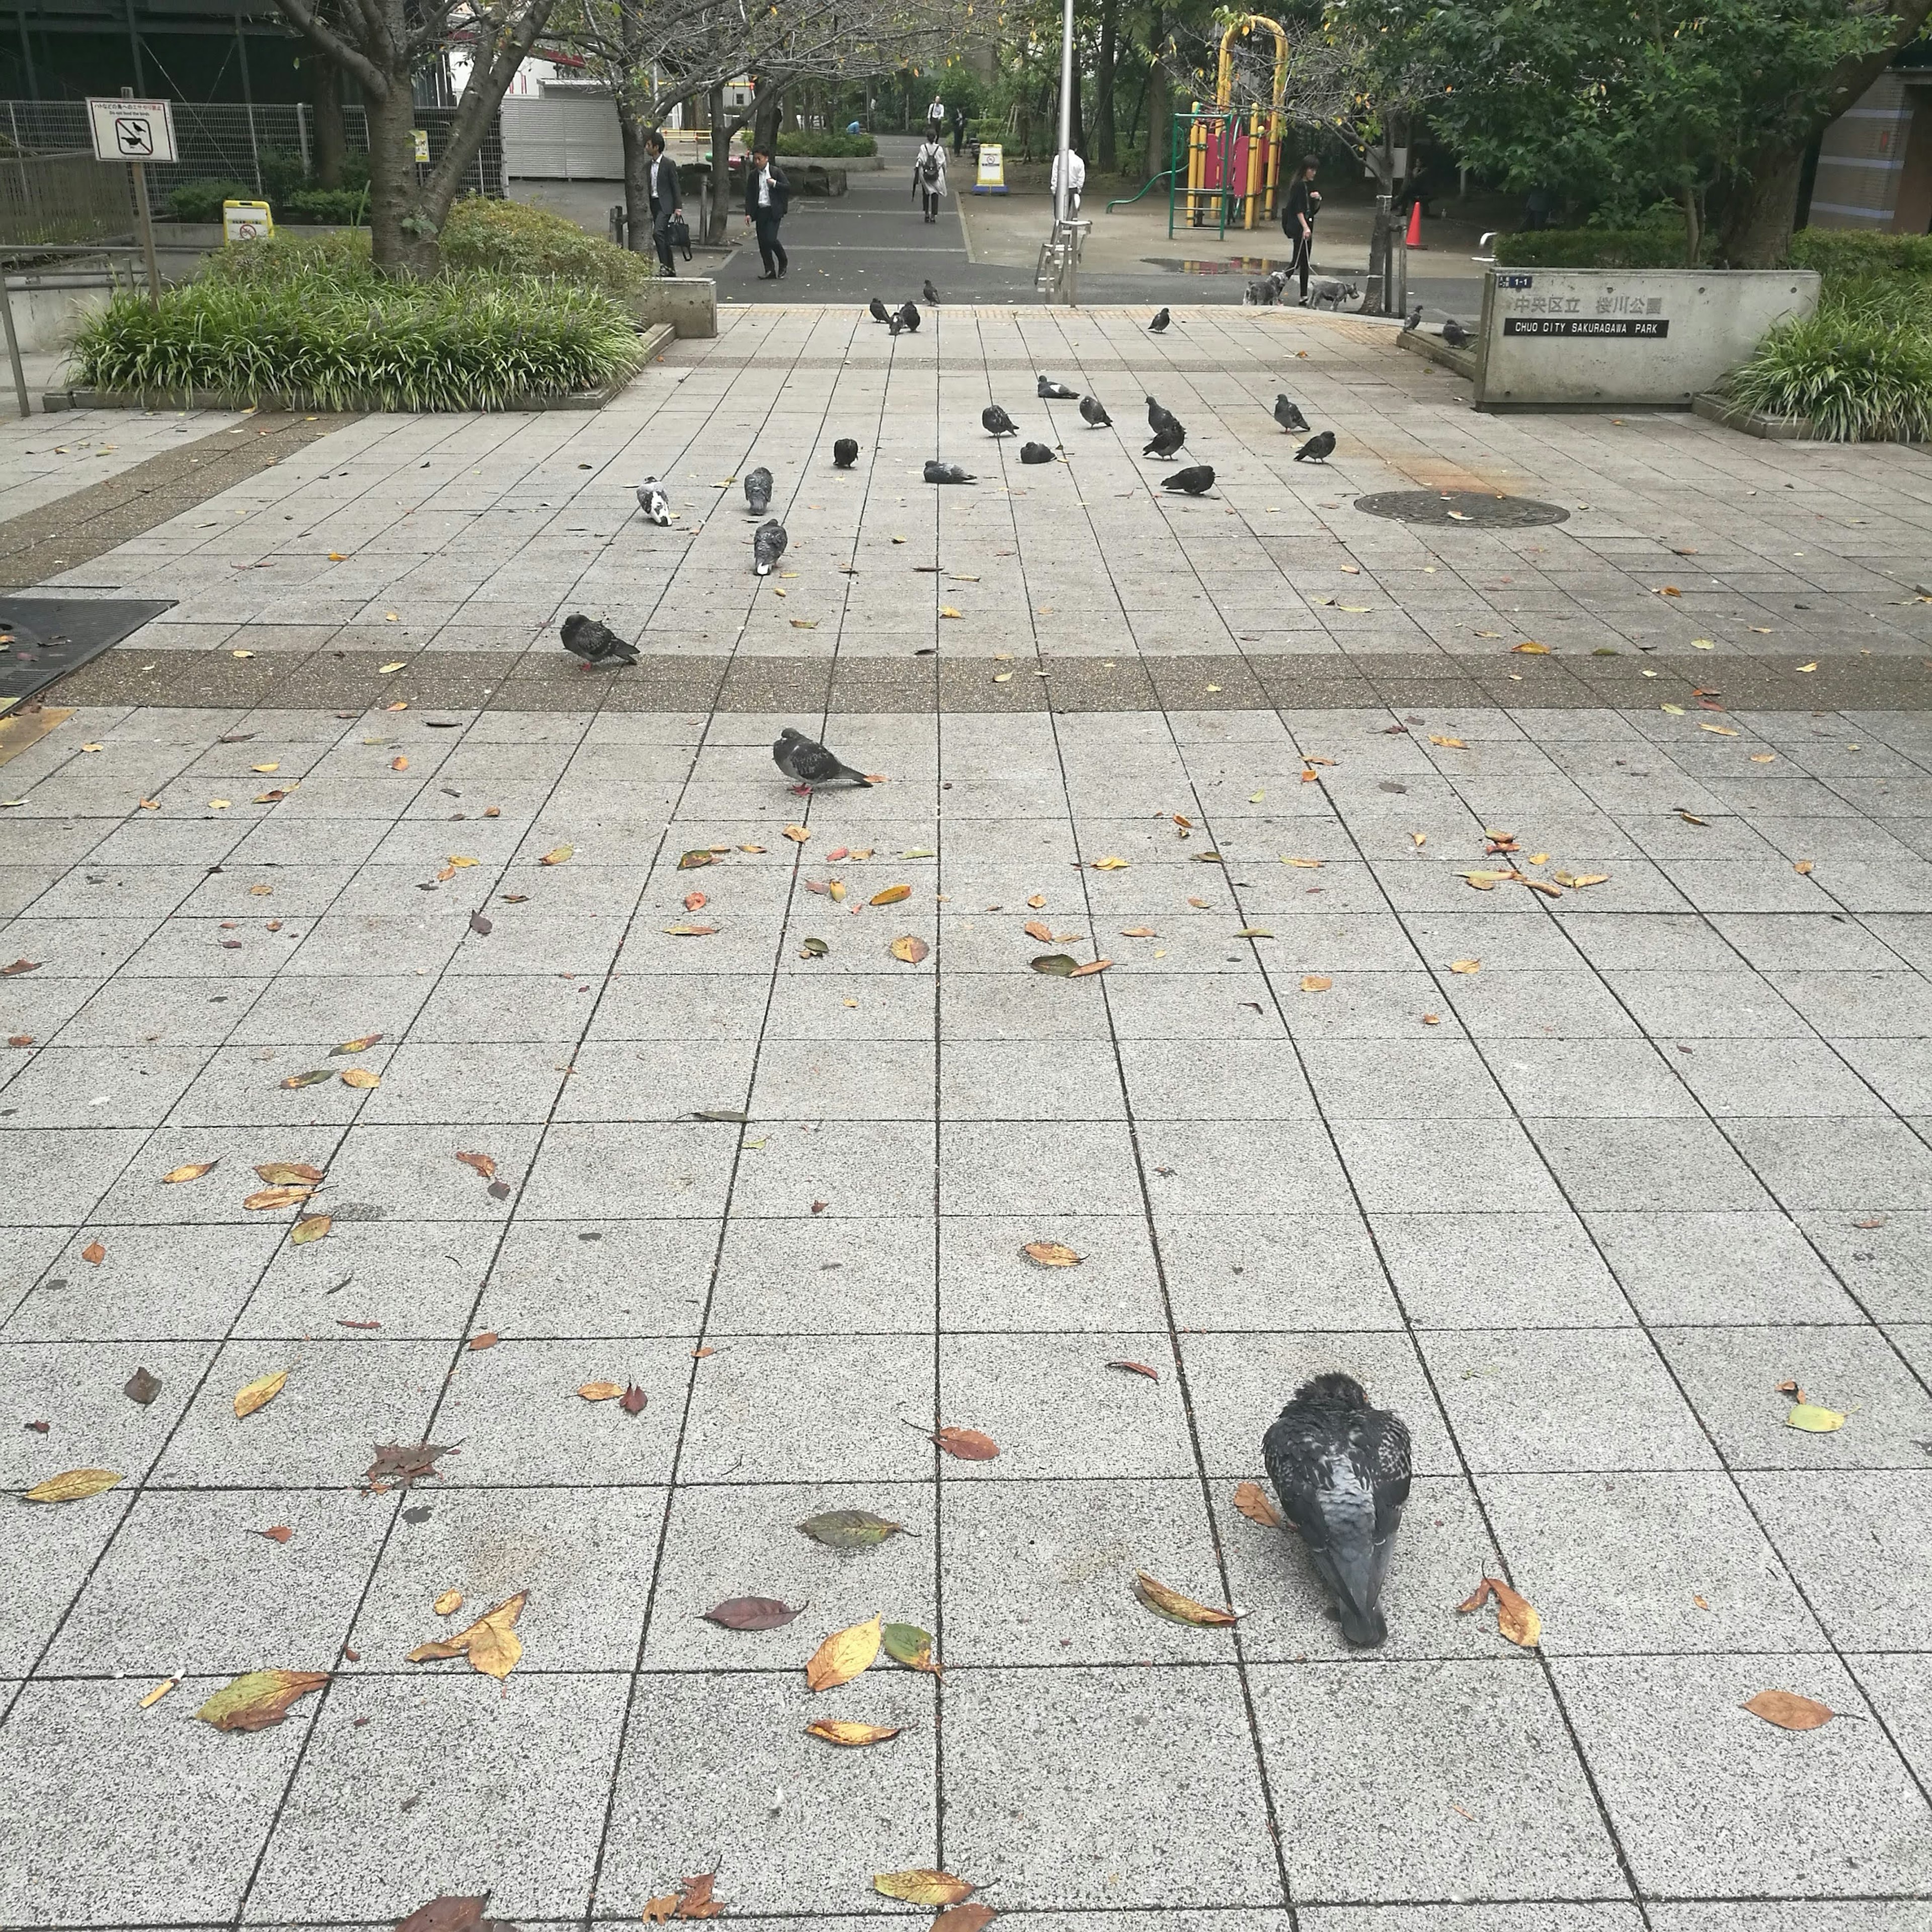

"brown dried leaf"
[1233,1479,1281,1528]
[1067,958,1112,978]
[783,824,810,842]
[579,1380,623,1402]
[1744,1689,1834,1731]
[1022,1240,1083,1267]
[1106,1359,1160,1382]
[81,1240,106,1264]
[259,1524,293,1543]
[361,1441,457,1492]
[193,1668,330,1732]
[245,1184,314,1211]
[805,1612,881,1690]
[455,1151,498,1181]
[434,1588,464,1616]
[683,891,708,912]
[874,1870,976,1907]
[1301,975,1333,993]
[233,1369,288,1419]
[933,1907,998,1932]
[703,1596,804,1630]
[408,1589,526,1679]
[468,1332,499,1352]
[932,1426,1000,1461]
[339,1067,380,1090]
[291,1214,331,1245]
[162,1161,218,1184]
[1024,920,1055,942]
[1794,859,1814,875]
[1135,1571,1240,1626]
[889,934,930,964]
[619,1382,648,1415]
[123,1366,162,1406]
[255,1162,324,1185]
[807,1717,903,1746]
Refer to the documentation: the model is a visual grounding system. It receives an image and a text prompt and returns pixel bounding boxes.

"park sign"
[974,142,1007,194]
[87,97,178,165]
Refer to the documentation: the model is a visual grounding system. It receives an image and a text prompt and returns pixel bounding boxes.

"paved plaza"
[3,303,1932,1929]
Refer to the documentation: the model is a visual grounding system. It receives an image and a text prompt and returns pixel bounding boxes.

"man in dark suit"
[744,144,790,281]
[644,129,681,276]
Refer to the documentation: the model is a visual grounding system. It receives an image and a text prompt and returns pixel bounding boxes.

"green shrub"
[165,178,258,223]
[280,186,369,225]
[1492,225,1709,268]
[72,261,645,411]
[774,129,876,156]
[257,145,310,204]
[1787,227,1932,281]
[439,196,652,296]
[201,228,381,291]
[1725,303,1932,441]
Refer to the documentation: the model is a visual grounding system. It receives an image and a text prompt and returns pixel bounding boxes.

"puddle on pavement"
[1142,255,1296,274]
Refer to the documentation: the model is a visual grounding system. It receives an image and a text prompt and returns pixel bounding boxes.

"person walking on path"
[926,91,947,135]
[951,102,969,156]
[1050,144,1086,217]
[1282,153,1320,303]
[913,128,948,224]
[644,129,682,276]
[745,144,790,280]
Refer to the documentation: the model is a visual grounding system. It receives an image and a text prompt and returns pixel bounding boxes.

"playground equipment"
[1169,14,1289,237]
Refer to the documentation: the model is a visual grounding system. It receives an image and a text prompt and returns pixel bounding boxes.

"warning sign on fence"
[87,97,178,166]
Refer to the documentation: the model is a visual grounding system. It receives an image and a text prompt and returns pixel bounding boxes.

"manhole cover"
[1353,490,1569,528]
[0,597,174,709]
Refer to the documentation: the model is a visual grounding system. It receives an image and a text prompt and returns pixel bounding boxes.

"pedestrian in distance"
[643,128,681,277]
[1282,153,1320,304]
[745,143,790,281]
[1050,144,1087,218]
[951,102,969,157]
[914,127,948,224]
[927,91,947,138]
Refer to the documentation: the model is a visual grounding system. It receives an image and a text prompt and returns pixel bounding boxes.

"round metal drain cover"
[1353,490,1569,528]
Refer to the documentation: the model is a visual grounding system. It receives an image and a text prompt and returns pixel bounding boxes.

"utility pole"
[1052,0,1078,304]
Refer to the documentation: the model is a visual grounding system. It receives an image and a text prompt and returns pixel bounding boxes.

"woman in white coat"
[913,131,948,223]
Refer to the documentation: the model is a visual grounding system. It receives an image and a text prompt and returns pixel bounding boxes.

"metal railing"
[0,147,136,246]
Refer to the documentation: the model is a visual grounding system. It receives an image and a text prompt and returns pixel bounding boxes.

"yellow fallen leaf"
[244,1184,314,1211]
[1797,662,1817,673]
[1233,1480,1281,1528]
[233,1369,288,1419]
[992,672,1013,683]
[1786,1402,1844,1432]
[446,855,478,869]
[433,1588,464,1616]
[1700,722,1738,736]
[1300,975,1332,993]
[1752,753,1778,763]
[251,762,280,774]
[579,1381,624,1401]
[1428,735,1467,749]
[871,884,912,906]
[328,551,346,561]
[889,934,929,964]
[24,1468,122,1503]
[940,606,962,619]
[1661,703,1686,715]
[874,1871,976,1907]
[1744,1689,1834,1731]
[378,660,406,673]
[1249,790,1265,803]
[806,1719,903,1747]
[162,1161,218,1184]
[1510,640,1550,654]
[291,1214,331,1244]
[1554,871,1609,889]
[193,1668,330,1732]
[208,799,231,810]
[1281,857,1324,869]
[407,1589,527,1678]
[1794,859,1814,875]
[1448,959,1480,975]
[1135,1571,1239,1626]
[1022,1241,1083,1267]
[539,844,574,866]
[790,618,819,629]
[1692,638,1715,649]
[783,825,810,843]
[805,1613,881,1691]
[1091,856,1129,870]
[338,1067,380,1089]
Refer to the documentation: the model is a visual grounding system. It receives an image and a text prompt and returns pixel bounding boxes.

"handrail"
[1106,169,1172,212]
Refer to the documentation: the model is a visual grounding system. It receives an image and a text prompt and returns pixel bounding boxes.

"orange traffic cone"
[1405,199,1423,249]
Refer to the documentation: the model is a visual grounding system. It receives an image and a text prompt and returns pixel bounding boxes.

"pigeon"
[1079,395,1111,428]
[1263,1372,1411,1648]
[560,612,637,668]
[983,404,1017,437]
[1143,421,1185,459]
[1273,394,1310,433]
[833,438,859,468]
[1037,375,1077,399]
[635,477,670,526]
[868,297,891,324]
[923,460,975,485]
[1442,317,1472,348]
[897,301,921,332]
[773,727,872,790]
[743,466,772,515]
[1161,464,1214,495]
[1019,442,1054,464]
[1146,395,1181,435]
[1294,430,1336,463]
[889,311,904,337]
[1149,306,1170,332]
[753,518,788,575]
[1402,303,1422,333]
[923,278,939,305]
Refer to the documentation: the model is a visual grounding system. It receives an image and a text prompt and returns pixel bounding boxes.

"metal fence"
[0,146,135,245]
[0,100,504,216]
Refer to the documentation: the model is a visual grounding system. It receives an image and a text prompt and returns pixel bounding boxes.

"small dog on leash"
[1303,276,1361,311]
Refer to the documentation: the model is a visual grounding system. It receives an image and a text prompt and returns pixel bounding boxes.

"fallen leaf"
[1234,928,1274,939]
[1031,953,1079,976]
[871,884,912,907]
[434,1588,464,1616]
[1448,959,1481,975]
[703,1596,804,1630]
[1429,735,1468,749]
[683,891,708,913]
[806,1612,881,1690]
[1120,926,1158,937]
[80,1240,106,1265]
[678,849,718,870]
[123,1366,162,1406]
[798,1509,903,1548]
[1135,1572,1239,1626]
[890,935,930,964]
[620,1382,648,1415]
[362,1440,457,1493]
[1107,1359,1160,1382]
[940,605,962,619]
[1679,812,1708,826]
[1661,702,1687,716]
[280,1068,333,1089]
[0,959,40,977]
[1022,1240,1082,1267]
[23,1468,121,1503]
[808,1718,903,1746]
[259,1525,293,1544]
[1786,1402,1844,1432]
[408,1589,526,1679]
[1091,855,1129,870]
[455,1151,498,1182]
[1281,857,1324,870]
[291,1214,332,1244]
[664,924,718,936]
[1744,1689,1834,1731]
[799,937,829,958]
[1701,722,1739,737]
[579,1381,623,1401]
[882,1621,940,1674]
[1657,585,1681,597]
[1797,662,1817,673]
[932,1426,1000,1461]
[1456,1575,1541,1646]
[1553,872,1608,890]
[391,756,409,772]
[1511,640,1550,655]
[162,1161,218,1184]
[193,1668,330,1732]
[468,1332,499,1352]
[233,1369,288,1419]
[1068,959,1112,978]
[394,1896,508,1932]
[783,825,810,843]
[1300,975,1332,994]
[1233,1479,1281,1528]
[1794,860,1814,875]
[339,1068,380,1089]
[539,844,574,866]
[875,1872,976,1907]
[331,1034,382,1056]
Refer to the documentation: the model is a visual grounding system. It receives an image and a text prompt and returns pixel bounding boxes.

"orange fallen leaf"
[932,1426,1000,1461]
[889,935,929,964]
[468,1332,498,1351]
[162,1161,218,1184]
[1135,1571,1239,1626]
[455,1151,497,1181]
[783,824,810,843]
[1023,920,1054,943]
[1106,1359,1160,1382]
[1233,1479,1281,1528]
[806,1718,903,1746]
[82,1240,106,1265]
[871,883,912,906]
[259,1525,294,1544]
[1744,1689,1834,1731]
[1022,1240,1082,1267]
[1301,975,1332,993]
[1457,1575,1541,1646]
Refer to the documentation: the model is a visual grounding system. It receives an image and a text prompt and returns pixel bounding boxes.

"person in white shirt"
[643,129,681,275]
[926,94,947,134]
[1051,145,1086,217]
[913,130,948,223]
[742,144,790,279]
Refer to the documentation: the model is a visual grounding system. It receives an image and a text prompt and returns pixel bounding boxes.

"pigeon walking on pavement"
[1149,306,1170,332]
[773,727,873,791]
[1441,317,1472,348]
[1402,304,1422,333]
[1146,395,1181,435]
[1037,375,1077,399]
[1294,430,1336,463]
[923,278,940,306]
[923,460,976,485]
[897,301,921,332]
[635,477,671,526]
[889,311,904,337]
[743,466,773,516]
[1161,464,1215,495]
[1079,395,1111,428]
[833,438,859,468]
[983,404,1018,437]
[561,613,638,668]
[1263,1372,1411,1648]
[752,518,788,575]
[1020,442,1055,464]
[1273,394,1309,434]
[869,297,891,324]
[1143,420,1185,459]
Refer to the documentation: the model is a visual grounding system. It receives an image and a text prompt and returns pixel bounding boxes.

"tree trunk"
[617,95,650,254]
[753,78,781,157]
[365,87,437,277]
[1144,27,1169,184]
[1680,183,1702,268]
[310,53,346,186]
[706,84,731,244]
[1095,0,1117,173]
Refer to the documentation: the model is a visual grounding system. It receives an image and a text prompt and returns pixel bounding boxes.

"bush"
[1787,227,1932,281]
[165,178,258,223]
[1492,225,1708,268]
[280,186,369,225]
[774,129,876,157]
[202,229,380,291]
[70,262,647,411]
[439,196,652,296]
[1725,305,1932,441]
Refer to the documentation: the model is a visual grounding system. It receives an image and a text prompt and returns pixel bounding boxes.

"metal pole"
[237,21,264,196]
[1054,0,1074,302]
[122,86,161,307]
[1,259,30,419]
[122,0,144,92]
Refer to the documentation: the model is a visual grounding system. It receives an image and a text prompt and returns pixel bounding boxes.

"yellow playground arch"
[1183,13,1290,230]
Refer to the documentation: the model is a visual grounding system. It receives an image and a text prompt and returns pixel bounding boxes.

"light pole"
[1053,0,1076,303]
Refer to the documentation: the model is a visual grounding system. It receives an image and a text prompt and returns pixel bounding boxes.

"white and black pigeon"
[888,310,904,337]
[635,477,671,526]
[1402,303,1422,333]
[1143,419,1185,459]
[833,438,859,468]
[1019,441,1054,464]
[983,403,1017,437]
[1079,394,1111,428]
[1149,306,1170,332]
[1037,375,1077,399]
[1294,430,1336,462]
[1273,393,1310,433]
[923,460,975,485]
[743,466,773,515]
[868,297,891,324]
[1161,463,1214,495]
[753,518,788,575]
[1263,1372,1410,1648]
[773,726,872,791]
[1442,317,1472,348]
[897,301,921,332]
[561,612,638,667]
[923,278,939,306]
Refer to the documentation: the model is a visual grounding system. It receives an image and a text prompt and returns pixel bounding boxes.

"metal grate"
[1352,489,1571,528]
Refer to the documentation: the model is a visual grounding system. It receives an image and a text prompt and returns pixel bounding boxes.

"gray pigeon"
[833,438,859,468]
[869,297,891,323]
[1079,395,1111,428]
[1019,442,1054,464]
[1294,430,1336,462]
[1442,317,1472,348]
[773,726,872,790]
[1402,303,1422,333]
[743,466,773,515]
[1146,395,1181,435]
[889,311,904,337]
[1263,1372,1410,1648]
[923,460,975,485]
[897,301,921,332]
[1037,375,1077,399]
[753,518,788,575]
[561,612,637,667]
[1143,421,1185,459]
[1273,394,1309,433]
[1161,464,1214,495]
[983,404,1017,437]
[923,278,939,305]
[1150,306,1170,332]
[635,477,670,526]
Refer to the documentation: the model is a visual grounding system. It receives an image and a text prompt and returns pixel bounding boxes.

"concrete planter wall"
[635,277,716,338]
[3,278,114,353]
[1471,267,1821,410]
